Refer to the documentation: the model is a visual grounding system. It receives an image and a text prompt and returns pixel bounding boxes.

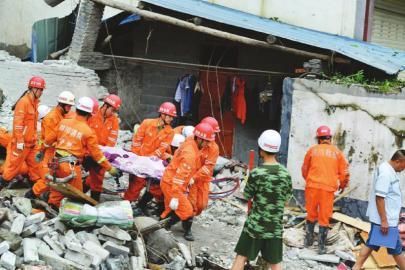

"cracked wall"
[281,78,405,207]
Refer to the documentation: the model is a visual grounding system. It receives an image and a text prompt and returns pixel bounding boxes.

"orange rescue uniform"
[32,106,65,196]
[85,110,119,192]
[44,115,112,207]
[188,140,219,216]
[0,128,29,176]
[302,143,349,226]
[160,137,200,220]
[2,93,43,182]
[124,118,174,201]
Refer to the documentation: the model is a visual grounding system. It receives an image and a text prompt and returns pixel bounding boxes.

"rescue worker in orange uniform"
[135,133,186,216]
[161,123,215,241]
[301,125,350,254]
[43,97,119,208]
[188,117,220,218]
[27,91,76,199]
[85,94,121,201]
[123,102,176,202]
[0,76,46,189]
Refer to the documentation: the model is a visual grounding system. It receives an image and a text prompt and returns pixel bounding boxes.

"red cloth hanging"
[232,77,247,124]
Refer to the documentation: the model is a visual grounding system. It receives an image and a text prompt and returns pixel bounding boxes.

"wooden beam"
[48,182,98,206]
[332,212,371,232]
[91,0,350,64]
[360,232,397,268]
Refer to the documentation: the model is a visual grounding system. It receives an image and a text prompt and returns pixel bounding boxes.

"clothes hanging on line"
[174,74,197,117]
[221,76,247,124]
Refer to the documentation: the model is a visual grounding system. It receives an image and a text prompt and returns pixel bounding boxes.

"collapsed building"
[0,0,404,269]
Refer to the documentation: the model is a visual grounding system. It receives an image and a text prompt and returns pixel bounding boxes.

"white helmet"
[76,97,94,113]
[182,126,195,137]
[58,91,75,106]
[171,134,185,148]
[38,104,51,120]
[258,129,281,153]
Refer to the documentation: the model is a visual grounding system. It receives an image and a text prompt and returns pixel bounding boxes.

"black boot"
[318,226,329,254]
[24,188,36,199]
[166,211,180,229]
[182,218,194,241]
[304,221,315,247]
[90,191,101,202]
[137,192,153,212]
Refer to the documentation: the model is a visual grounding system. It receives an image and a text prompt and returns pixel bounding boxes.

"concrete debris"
[12,198,32,217]
[298,249,340,264]
[0,241,10,255]
[0,251,16,270]
[99,225,131,241]
[102,241,130,256]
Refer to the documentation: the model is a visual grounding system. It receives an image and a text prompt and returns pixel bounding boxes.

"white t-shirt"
[366,162,402,227]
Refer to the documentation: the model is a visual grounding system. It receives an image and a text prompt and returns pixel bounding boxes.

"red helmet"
[194,123,215,141]
[28,76,46,89]
[158,102,177,117]
[201,116,220,133]
[316,125,332,137]
[91,97,99,115]
[104,94,121,109]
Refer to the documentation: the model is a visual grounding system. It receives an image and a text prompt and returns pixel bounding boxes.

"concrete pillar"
[68,0,105,62]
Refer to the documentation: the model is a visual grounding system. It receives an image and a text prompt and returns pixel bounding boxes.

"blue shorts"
[366,223,403,255]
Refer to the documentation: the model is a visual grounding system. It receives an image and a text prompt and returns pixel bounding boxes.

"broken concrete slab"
[98,233,126,245]
[0,251,16,270]
[102,241,130,256]
[298,249,340,264]
[43,235,64,256]
[54,219,67,234]
[64,250,92,268]
[38,249,87,270]
[64,230,82,252]
[0,230,22,251]
[83,241,109,261]
[23,238,39,263]
[99,225,131,241]
[10,214,25,235]
[12,198,31,217]
[0,242,9,255]
[24,212,45,227]
[21,224,39,237]
[35,226,52,239]
[76,231,101,246]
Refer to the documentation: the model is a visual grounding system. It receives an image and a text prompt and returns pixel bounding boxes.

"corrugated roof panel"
[143,0,405,74]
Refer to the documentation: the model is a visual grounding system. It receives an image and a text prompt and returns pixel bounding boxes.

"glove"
[35,151,44,163]
[169,198,179,211]
[16,143,24,151]
[188,178,195,186]
[109,167,120,177]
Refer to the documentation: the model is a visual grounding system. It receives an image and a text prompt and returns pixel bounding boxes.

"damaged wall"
[0,52,107,127]
[281,78,405,206]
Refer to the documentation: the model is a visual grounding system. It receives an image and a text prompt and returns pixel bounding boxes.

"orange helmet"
[91,97,99,115]
[28,76,46,89]
[194,123,215,141]
[104,94,121,109]
[316,125,332,137]
[201,116,220,133]
[158,102,177,117]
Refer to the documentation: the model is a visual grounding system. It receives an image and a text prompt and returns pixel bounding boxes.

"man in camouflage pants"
[231,130,292,270]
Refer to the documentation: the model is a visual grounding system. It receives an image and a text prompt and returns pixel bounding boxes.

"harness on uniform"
[46,151,78,183]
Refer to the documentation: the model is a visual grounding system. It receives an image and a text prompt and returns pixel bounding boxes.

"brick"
[0,242,9,255]
[102,241,129,256]
[10,214,25,235]
[23,238,39,263]
[12,197,31,216]
[99,225,131,241]
[35,226,52,239]
[21,224,39,237]
[24,212,45,227]
[0,251,16,270]
[38,249,88,270]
